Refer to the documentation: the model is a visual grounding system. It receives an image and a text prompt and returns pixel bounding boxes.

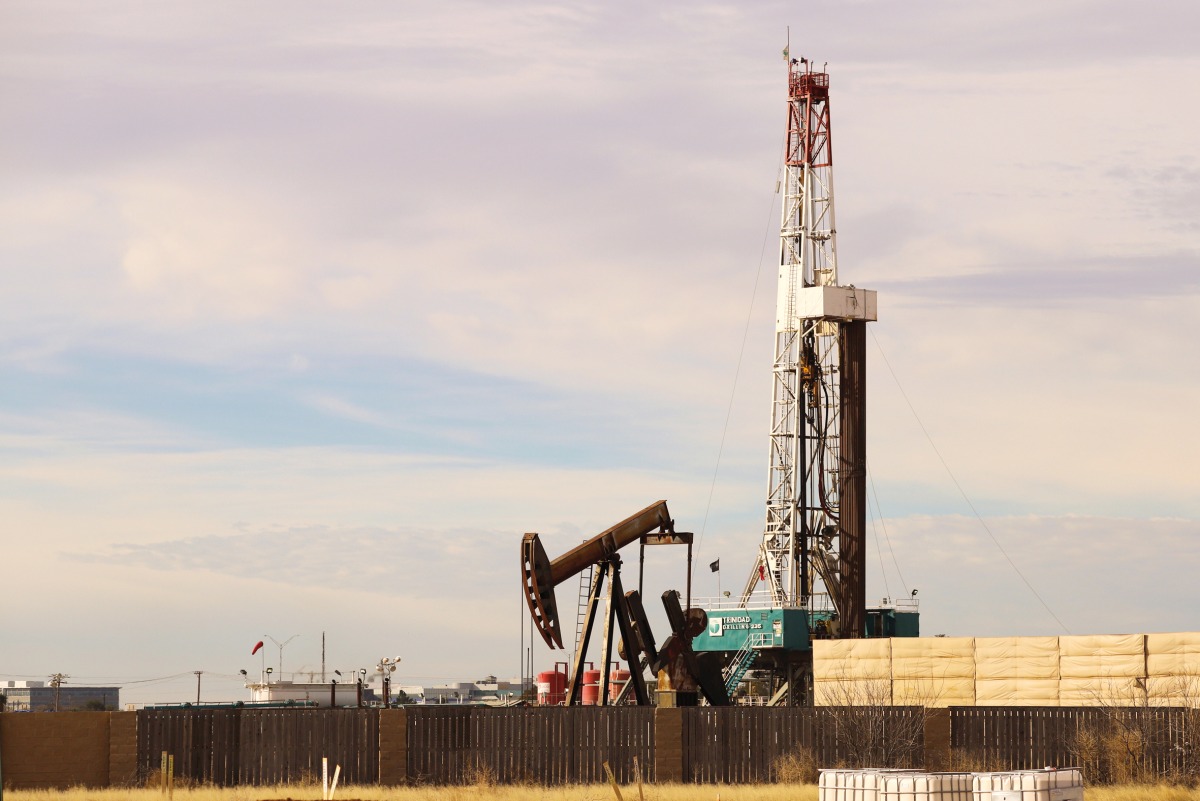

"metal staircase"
[723,633,771,696]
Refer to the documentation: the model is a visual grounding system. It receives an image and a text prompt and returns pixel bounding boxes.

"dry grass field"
[2,781,817,801]
[1089,788,1200,801]
[5,783,1200,801]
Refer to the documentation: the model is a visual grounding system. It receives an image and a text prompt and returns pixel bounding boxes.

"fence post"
[654,707,684,783]
[378,708,407,785]
[924,707,951,770]
[107,712,138,787]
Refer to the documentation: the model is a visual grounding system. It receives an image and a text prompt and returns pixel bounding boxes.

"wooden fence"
[951,706,1200,781]
[137,708,378,785]
[131,705,1200,787]
[682,706,925,782]
[406,706,653,784]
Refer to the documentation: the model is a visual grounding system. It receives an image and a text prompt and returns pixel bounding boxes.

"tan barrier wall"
[892,637,975,707]
[974,636,1059,679]
[1147,631,1200,706]
[813,638,892,706]
[0,711,130,789]
[813,631,1200,707]
[973,636,1060,707]
[1058,633,1146,705]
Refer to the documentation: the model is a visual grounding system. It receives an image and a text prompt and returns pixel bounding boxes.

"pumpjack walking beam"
[521,501,674,650]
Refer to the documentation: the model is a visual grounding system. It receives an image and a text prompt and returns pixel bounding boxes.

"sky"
[2,1,1198,707]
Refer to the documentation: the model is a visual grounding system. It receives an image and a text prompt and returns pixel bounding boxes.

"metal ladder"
[570,562,595,667]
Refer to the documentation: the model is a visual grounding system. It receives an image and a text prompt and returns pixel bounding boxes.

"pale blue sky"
[2,1,1198,705]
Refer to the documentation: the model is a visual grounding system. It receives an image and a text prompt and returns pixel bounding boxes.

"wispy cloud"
[2,0,1197,700]
[873,514,1200,637]
[70,524,510,600]
[875,253,1200,305]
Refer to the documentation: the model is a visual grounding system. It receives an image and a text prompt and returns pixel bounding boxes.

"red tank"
[581,669,602,706]
[609,669,631,703]
[536,670,567,705]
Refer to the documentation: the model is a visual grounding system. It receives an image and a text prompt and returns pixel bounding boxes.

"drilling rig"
[691,56,918,705]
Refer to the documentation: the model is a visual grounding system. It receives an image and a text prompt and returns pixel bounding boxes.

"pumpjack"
[521,501,728,705]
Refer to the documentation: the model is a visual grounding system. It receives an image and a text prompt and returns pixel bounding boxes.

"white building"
[247,679,367,708]
[400,676,528,706]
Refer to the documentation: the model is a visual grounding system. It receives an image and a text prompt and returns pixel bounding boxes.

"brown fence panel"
[137,709,239,784]
[950,706,1200,778]
[681,706,923,783]
[404,706,654,784]
[952,707,1077,769]
[236,708,377,785]
[953,707,1087,769]
[138,708,376,787]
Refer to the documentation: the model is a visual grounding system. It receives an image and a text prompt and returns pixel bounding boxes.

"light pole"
[264,634,299,681]
[377,657,400,708]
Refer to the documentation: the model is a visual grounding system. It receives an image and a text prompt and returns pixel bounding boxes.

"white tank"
[821,770,975,801]
[972,769,1083,801]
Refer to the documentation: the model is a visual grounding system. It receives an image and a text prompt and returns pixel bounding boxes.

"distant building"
[247,679,367,708]
[2,680,119,712]
[400,676,528,706]
[240,675,529,708]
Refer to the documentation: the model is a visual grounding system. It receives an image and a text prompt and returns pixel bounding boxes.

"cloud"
[875,253,1200,305]
[70,524,511,600]
[2,0,1198,702]
[872,513,1200,637]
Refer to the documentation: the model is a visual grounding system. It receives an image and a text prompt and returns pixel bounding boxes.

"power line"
[866,478,892,599]
[696,140,787,558]
[869,327,1071,634]
[868,461,909,595]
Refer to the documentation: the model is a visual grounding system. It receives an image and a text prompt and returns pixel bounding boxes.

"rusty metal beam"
[837,320,867,638]
[521,501,673,649]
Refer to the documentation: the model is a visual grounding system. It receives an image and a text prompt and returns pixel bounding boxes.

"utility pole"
[48,673,68,712]
[194,671,202,705]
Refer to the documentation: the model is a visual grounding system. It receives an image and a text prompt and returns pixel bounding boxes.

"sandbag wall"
[813,631,1200,707]
[1146,632,1200,705]
[1058,633,1144,705]
[892,637,975,707]
[813,638,892,706]
[973,636,1059,707]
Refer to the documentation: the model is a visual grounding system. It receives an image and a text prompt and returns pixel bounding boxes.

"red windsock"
[251,640,264,655]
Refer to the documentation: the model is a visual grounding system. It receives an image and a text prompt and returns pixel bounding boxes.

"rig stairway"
[723,634,768,696]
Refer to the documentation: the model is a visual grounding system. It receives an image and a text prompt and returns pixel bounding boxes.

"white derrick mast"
[742,59,876,632]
